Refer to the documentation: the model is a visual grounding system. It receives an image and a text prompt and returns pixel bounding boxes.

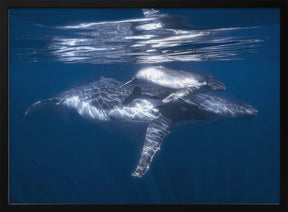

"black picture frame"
[1,0,287,212]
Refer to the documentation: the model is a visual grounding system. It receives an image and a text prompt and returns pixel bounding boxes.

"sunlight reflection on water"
[16,9,263,64]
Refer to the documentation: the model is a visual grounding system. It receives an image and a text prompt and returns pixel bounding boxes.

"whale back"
[58,77,171,110]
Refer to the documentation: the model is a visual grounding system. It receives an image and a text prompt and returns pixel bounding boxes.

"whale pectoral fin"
[119,77,136,89]
[132,116,172,177]
[162,87,196,103]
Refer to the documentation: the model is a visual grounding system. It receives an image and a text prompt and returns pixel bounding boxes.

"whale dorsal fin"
[132,115,172,177]
[123,86,142,105]
[123,86,162,105]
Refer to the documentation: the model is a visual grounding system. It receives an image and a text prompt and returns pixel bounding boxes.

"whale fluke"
[132,115,172,177]
[24,98,60,120]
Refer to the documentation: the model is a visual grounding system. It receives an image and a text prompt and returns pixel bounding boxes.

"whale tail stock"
[23,98,60,120]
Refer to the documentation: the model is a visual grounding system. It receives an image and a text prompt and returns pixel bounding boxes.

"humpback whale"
[120,66,225,103]
[25,77,257,177]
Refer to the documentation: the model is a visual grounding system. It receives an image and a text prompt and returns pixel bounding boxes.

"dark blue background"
[9,9,280,204]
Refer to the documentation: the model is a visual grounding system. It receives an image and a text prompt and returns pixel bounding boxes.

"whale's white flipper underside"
[132,115,172,177]
[162,87,197,103]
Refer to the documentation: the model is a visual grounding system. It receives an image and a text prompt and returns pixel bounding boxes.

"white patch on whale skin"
[108,99,160,121]
[63,96,109,121]
[136,66,207,89]
[63,96,159,122]
[162,87,198,103]
[188,94,258,116]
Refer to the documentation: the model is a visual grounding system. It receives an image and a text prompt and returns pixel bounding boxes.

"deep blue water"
[9,9,280,204]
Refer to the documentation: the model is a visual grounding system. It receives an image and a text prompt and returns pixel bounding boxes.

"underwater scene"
[9,9,280,204]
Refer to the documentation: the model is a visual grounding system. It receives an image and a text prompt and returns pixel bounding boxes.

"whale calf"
[25,77,256,177]
[120,66,225,103]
